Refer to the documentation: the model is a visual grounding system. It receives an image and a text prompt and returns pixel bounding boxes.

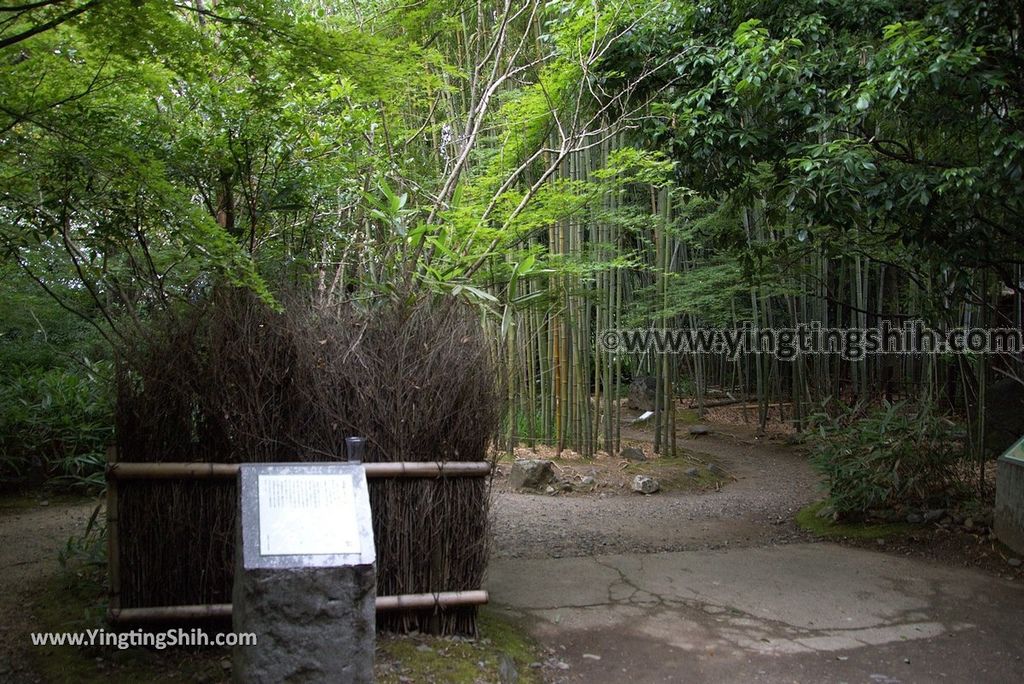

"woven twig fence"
[112,290,503,634]
[107,458,493,632]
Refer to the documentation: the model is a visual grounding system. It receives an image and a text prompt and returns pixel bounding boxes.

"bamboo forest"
[1,1,1023,683]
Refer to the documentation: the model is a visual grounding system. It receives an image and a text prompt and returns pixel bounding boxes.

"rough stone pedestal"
[232,462,377,684]
[995,438,1024,556]
[232,561,375,683]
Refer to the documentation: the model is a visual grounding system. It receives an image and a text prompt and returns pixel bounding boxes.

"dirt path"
[0,427,814,680]
[3,432,1019,684]
[490,428,820,559]
[0,496,99,681]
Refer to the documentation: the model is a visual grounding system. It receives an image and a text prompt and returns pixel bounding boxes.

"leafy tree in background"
[2,0,1021,491]
[0,0,655,481]
[0,0,442,485]
[612,0,1023,285]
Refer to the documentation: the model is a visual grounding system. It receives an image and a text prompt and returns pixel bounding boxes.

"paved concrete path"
[487,543,1024,683]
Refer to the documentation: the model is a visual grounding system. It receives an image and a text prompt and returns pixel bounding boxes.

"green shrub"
[808,401,966,516]
[58,502,108,603]
[0,359,113,492]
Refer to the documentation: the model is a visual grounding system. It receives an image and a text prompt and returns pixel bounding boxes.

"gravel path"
[490,429,821,559]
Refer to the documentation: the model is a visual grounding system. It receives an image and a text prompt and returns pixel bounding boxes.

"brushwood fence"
[106,452,493,634]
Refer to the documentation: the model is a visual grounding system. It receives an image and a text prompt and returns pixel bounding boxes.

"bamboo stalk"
[106,445,121,616]
[107,591,490,624]
[107,461,493,480]
[613,181,623,453]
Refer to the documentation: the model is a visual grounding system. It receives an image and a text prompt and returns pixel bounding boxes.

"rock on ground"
[627,376,657,410]
[510,459,555,490]
[632,475,660,495]
[619,446,646,462]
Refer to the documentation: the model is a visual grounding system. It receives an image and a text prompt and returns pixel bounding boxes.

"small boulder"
[689,424,711,436]
[684,467,700,478]
[868,509,889,521]
[632,475,660,494]
[816,505,836,520]
[620,446,646,461]
[580,475,596,486]
[628,376,657,410]
[510,459,555,490]
[1008,558,1022,568]
[906,512,923,524]
[923,509,945,523]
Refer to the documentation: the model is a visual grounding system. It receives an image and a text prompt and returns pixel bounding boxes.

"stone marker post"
[233,462,376,683]
[995,435,1024,556]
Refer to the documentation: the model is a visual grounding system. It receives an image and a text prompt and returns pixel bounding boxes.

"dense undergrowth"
[0,280,113,493]
[807,401,971,518]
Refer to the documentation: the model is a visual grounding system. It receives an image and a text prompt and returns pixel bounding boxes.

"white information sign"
[257,473,361,556]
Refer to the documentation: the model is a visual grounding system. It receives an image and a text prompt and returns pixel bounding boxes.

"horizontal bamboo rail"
[107,591,490,624]
[109,604,232,622]
[375,590,488,612]
[106,461,492,480]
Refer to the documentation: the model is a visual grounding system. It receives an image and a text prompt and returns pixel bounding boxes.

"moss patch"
[676,408,701,424]
[28,573,226,683]
[796,501,914,540]
[376,609,543,683]
[29,569,539,684]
